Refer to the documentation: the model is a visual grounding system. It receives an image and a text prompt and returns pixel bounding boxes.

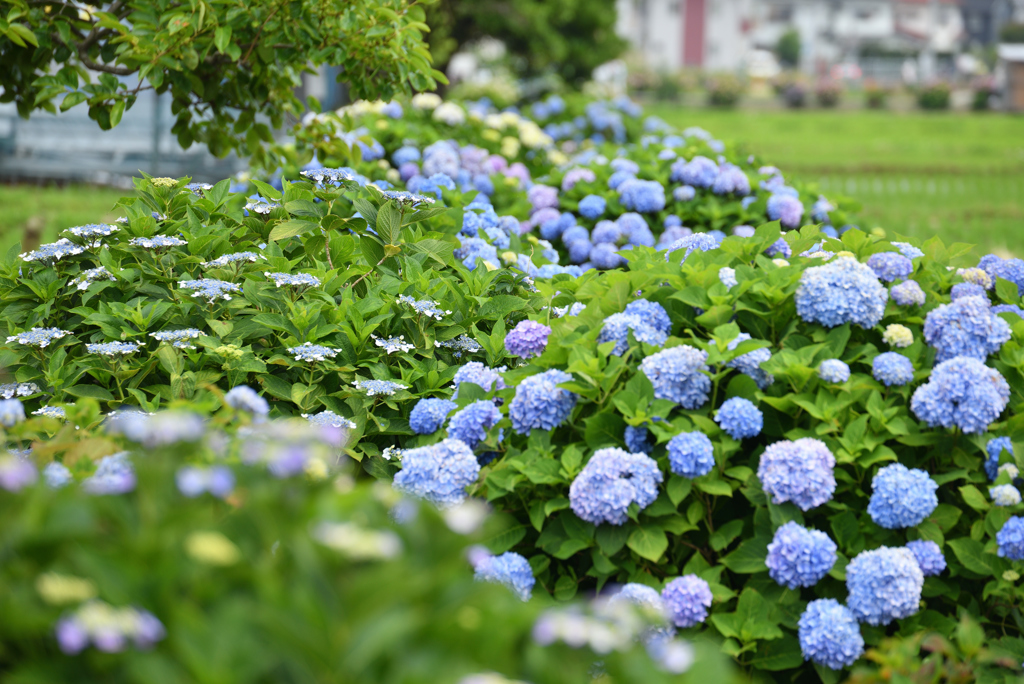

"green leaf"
[667,475,692,506]
[477,294,529,320]
[407,238,454,266]
[8,23,39,47]
[627,524,668,562]
[748,635,804,671]
[696,478,732,497]
[251,179,282,201]
[995,277,1019,304]
[719,536,769,573]
[709,519,744,551]
[486,525,527,554]
[959,484,991,512]
[109,99,125,128]
[268,219,318,241]
[60,91,88,112]
[64,385,115,401]
[947,537,993,576]
[214,25,232,53]
[595,525,629,556]
[375,201,401,245]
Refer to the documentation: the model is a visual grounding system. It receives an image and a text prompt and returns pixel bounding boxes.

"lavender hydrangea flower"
[990,484,1021,506]
[175,465,235,498]
[923,296,1010,363]
[397,295,451,320]
[867,464,938,528]
[409,398,458,434]
[910,356,1009,434]
[641,346,711,409]
[765,238,792,259]
[872,352,915,387]
[447,400,502,449]
[71,266,117,290]
[767,194,804,229]
[985,437,1014,480]
[996,516,1024,560]
[34,406,66,419]
[796,257,888,329]
[55,602,165,655]
[610,583,664,612]
[393,438,481,507]
[0,454,37,491]
[504,320,551,359]
[711,163,750,196]
[225,386,269,417]
[591,243,625,270]
[726,333,773,389]
[891,280,926,306]
[798,599,864,670]
[624,425,653,454]
[43,462,72,488]
[673,185,696,202]
[107,411,204,447]
[472,550,535,600]
[83,452,136,495]
[714,397,763,439]
[758,438,836,511]
[818,359,851,383]
[867,252,914,282]
[667,431,715,478]
[904,540,946,576]
[569,447,663,525]
[508,369,577,435]
[661,575,713,628]
[453,362,507,397]
[846,546,924,625]
[766,522,837,589]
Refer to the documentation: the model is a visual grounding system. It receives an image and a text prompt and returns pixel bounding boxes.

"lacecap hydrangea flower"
[866,252,913,282]
[179,278,241,302]
[891,280,926,306]
[354,379,408,397]
[287,342,339,362]
[508,369,577,435]
[726,333,774,389]
[150,329,201,350]
[409,398,457,434]
[447,400,502,449]
[393,438,481,508]
[996,516,1024,560]
[846,546,924,625]
[569,447,662,525]
[904,540,946,576]
[714,397,763,440]
[798,599,864,670]
[818,359,851,383]
[471,549,535,601]
[923,296,1010,363]
[641,345,711,409]
[910,356,1009,434]
[796,257,888,329]
[867,463,938,528]
[6,327,71,348]
[758,438,836,511]
[504,320,551,359]
[871,352,915,387]
[661,575,713,628]
[766,522,837,589]
[985,437,1014,480]
[990,484,1021,506]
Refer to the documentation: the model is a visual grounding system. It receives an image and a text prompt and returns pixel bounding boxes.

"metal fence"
[0,89,246,186]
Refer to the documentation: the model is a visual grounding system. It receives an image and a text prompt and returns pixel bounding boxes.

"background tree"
[0,0,445,163]
[777,28,801,69]
[425,0,626,86]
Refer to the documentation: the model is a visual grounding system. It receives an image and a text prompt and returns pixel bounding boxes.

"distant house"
[997,42,1024,109]
[614,0,967,77]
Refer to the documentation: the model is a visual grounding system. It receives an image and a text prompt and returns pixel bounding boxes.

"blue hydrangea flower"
[758,438,836,511]
[597,299,671,356]
[0,382,39,399]
[765,238,792,259]
[661,575,713,628]
[641,346,711,409]
[798,599,864,670]
[455,237,499,270]
[43,462,72,488]
[718,266,738,290]
[711,163,750,196]
[453,362,506,397]
[589,243,623,270]
[866,252,914,282]
[766,522,837,589]
[990,484,1021,506]
[665,233,718,263]
[264,272,320,288]
[904,540,946,576]
[106,411,205,447]
[767,194,804,229]
[562,167,596,191]
[911,356,1009,434]
[667,431,715,478]
[624,425,653,454]
[715,397,763,440]
[224,385,269,417]
[610,583,664,612]
[951,282,987,301]
[867,464,938,528]
[472,550,535,601]
[397,295,451,320]
[20,238,86,262]
[83,452,136,495]
[393,438,481,507]
[447,400,502,449]
[871,352,915,387]
[150,329,202,350]
[176,465,235,498]
[504,320,551,359]
[670,156,718,188]
[726,333,774,389]
[923,296,1010,363]
[818,359,851,383]
[979,254,1024,296]
[619,179,667,213]
[591,220,622,244]
[619,213,655,247]
[578,194,606,220]
[846,546,924,625]
[891,280,926,306]
[996,516,1024,560]
[86,341,141,357]
[409,398,458,434]
[288,342,340,362]
[0,399,25,428]
[796,257,888,329]
[985,437,1014,480]
[993,303,1024,317]
[569,447,663,525]
[891,242,925,260]
[509,369,577,435]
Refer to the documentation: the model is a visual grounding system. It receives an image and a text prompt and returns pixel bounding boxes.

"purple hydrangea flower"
[504,320,551,359]
[767,194,804,229]
[758,438,836,511]
[662,575,713,628]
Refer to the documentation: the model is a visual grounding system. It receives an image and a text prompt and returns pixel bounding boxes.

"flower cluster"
[397,295,451,320]
[867,463,938,528]
[796,257,888,329]
[798,599,864,670]
[471,549,535,601]
[846,546,924,625]
[6,327,71,348]
[923,296,1010,363]
[447,400,502,449]
[265,272,321,288]
[176,465,235,498]
[55,601,165,654]
[508,369,577,435]
[20,238,86,262]
[667,431,715,478]
[287,342,339,362]
[178,279,241,302]
[757,438,836,511]
[904,539,946,576]
[569,447,662,525]
[393,438,481,507]
[766,522,837,589]
[911,356,1009,434]
[661,575,713,628]
[640,345,711,409]
[129,236,187,249]
[150,329,202,349]
[871,352,914,387]
[86,341,141,357]
[504,320,551,359]
[598,299,671,356]
[714,397,763,440]
[353,379,408,396]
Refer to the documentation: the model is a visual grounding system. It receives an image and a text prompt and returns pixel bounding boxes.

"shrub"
[864,81,890,110]
[815,80,842,108]
[918,83,952,111]
[705,75,744,108]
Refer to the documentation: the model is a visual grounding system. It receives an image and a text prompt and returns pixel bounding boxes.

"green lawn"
[647,106,1024,255]
[0,185,128,256]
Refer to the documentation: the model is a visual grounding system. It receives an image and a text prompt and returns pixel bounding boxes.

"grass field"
[647,106,1024,254]
[0,184,127,256]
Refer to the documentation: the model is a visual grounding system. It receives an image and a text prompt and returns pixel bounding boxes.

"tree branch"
[77,51,133,75]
